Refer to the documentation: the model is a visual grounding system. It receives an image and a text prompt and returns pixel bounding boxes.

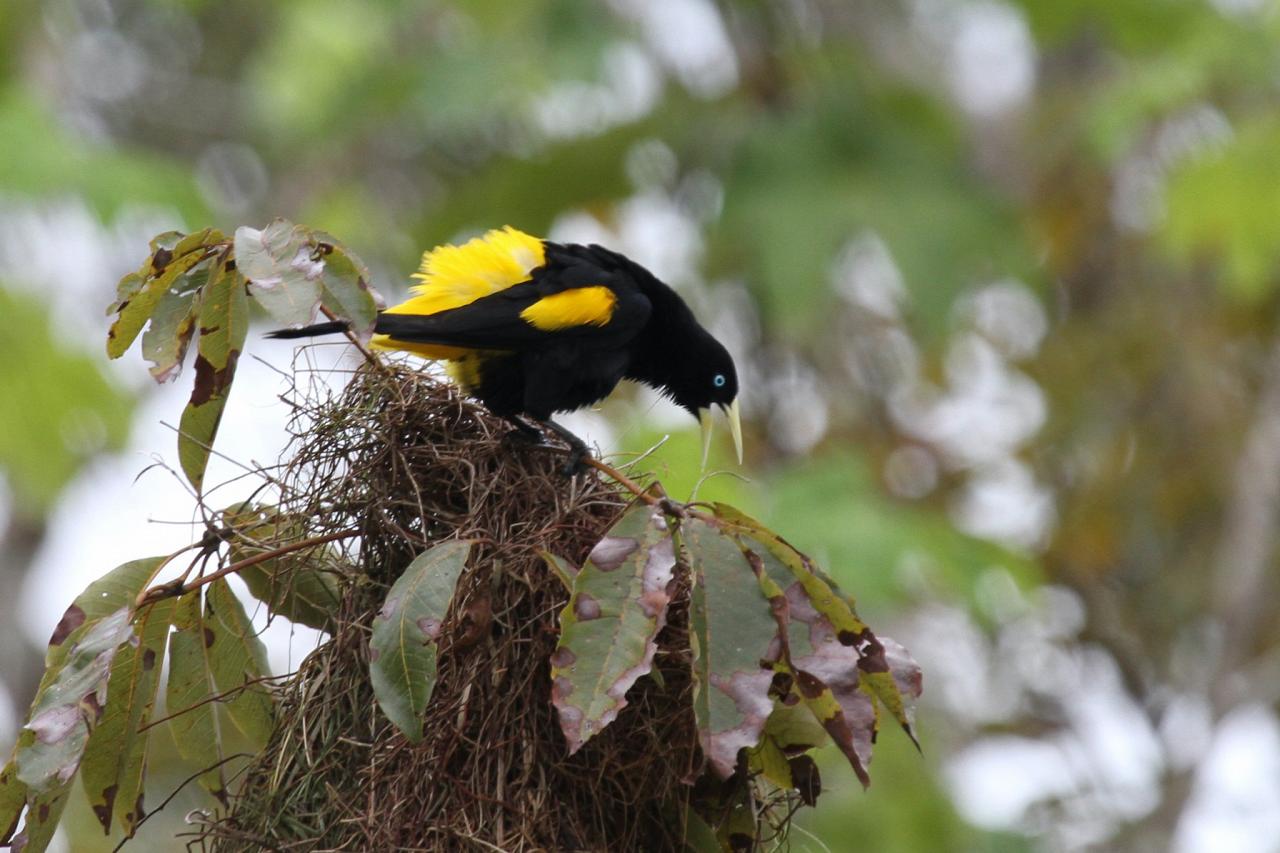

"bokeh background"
[3,0,1280,850]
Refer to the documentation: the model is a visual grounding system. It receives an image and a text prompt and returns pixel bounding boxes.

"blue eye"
[713,374,727,388]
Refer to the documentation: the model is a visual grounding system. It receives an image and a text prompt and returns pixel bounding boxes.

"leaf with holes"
[203,578,275,749]
[715,503,922,748]
[550,501,677,753]
[80,597,176,836]
[681,517,779,779]
[15,609,133,794]
[224,503,342,632]
[177,258,247,493]
[107,229,220,360]
[166,592,228,805]
[235,220,324,326]
[369,541,472,741]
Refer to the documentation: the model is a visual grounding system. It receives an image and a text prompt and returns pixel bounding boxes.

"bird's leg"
[536,418,592,477]
[501,415,546,447]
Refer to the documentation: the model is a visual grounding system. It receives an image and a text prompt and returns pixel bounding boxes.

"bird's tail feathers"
[266,320,350,339]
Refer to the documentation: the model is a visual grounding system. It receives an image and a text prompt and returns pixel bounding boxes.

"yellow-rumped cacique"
[267,226,742,470]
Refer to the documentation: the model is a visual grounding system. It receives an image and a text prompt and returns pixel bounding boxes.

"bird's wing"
[373,273,651,353]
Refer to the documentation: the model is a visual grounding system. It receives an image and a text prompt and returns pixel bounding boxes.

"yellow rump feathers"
[519,286,617,331]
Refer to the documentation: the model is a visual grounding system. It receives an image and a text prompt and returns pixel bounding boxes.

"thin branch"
[137,529,358,606]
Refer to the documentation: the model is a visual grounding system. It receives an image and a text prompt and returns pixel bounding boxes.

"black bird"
[267,227,741,469]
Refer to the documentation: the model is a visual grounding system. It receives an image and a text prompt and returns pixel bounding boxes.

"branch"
[136,529,358,606]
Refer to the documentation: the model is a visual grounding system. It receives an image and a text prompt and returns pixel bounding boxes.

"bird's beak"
[698,398,744,467]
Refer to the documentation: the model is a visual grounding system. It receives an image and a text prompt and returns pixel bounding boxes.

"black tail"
[266,320,351,339]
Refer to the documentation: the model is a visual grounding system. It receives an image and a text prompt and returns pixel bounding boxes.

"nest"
[200,362,714,851]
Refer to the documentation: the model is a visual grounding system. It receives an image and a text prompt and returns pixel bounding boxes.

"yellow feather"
[384,226,545,318]
[519,286,617,331]
[372,226,544,362]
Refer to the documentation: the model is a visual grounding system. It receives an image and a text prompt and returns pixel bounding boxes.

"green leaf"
[550,502,677,753]
[235,220,324,326]
[0,760,26,844]
[9,786,69,853]
[224,503,342,632]
[314,232,380,336]
[106,239,210,359]
[16,609,134,793]
[45,557,164,670]
[80,598,177,835]
[176,259,248,494]
[369,540,472,741]
[203,578,275,749]
[746,735,793,790]
[682,517,778,779]
[166,592,228,805]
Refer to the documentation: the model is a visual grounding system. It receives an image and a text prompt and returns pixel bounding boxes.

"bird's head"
[669,332,742,466]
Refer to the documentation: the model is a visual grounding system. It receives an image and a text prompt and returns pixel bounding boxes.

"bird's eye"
[713,374,727,388]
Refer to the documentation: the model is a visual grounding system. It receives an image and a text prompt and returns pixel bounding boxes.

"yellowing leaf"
[369,540,472,741]
[550,502,677,753]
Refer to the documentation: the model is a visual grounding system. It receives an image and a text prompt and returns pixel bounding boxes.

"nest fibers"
[199,362,727,851]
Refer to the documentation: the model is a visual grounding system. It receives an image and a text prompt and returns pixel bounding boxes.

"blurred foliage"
[2,0,1280,849]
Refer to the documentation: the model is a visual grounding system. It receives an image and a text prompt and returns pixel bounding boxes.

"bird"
[267,226,741,471]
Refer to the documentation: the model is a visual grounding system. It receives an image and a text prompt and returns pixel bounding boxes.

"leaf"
[9,786,69,853]
[177,260,247,493]
[223,503,342,632]
[715,503,921,745]
[550,501,677,753]
[746,735,793,790]
[682,517,778,779]
[45,557,164,671]
[138,260,208,382]
[744,539,872,786]
[80,598,176,835]
[314,232,380,336]
[235,220,324,326]
[166,592,228,805]
[107,237,211,359]
[0,760,26,844]
[369,540,472,741]
[15,609,134,793]
[203,578,275,749]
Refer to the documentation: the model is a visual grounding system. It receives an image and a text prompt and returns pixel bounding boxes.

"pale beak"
[698,398,744,467]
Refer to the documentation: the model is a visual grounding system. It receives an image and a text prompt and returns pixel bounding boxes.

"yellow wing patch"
[519,286,617,331]
[372,225,544,359]
[385,225,545,318]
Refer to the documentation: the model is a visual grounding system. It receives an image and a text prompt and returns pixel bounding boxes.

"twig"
[320,305,388,373]
[137,529,359,606]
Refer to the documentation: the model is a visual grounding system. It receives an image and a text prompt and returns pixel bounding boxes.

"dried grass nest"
[199,363,764,852]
